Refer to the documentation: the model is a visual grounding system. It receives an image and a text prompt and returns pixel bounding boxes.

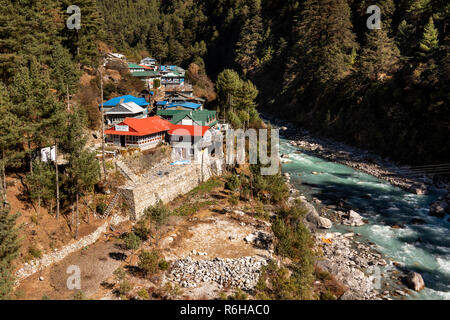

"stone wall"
[120,154,224,221]
[15,214,128,283]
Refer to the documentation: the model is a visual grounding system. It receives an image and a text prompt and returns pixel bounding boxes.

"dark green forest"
[1,0,448,167]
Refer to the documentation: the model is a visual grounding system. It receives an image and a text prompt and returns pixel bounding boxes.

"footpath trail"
[16,233,129,300]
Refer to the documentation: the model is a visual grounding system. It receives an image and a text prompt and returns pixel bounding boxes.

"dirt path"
[16,236,129,300]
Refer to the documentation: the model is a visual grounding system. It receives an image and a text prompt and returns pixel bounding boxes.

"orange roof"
[168,125,210,137]
[105,116,173,136]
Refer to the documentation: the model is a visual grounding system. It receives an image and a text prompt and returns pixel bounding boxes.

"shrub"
[118,279,133,296]
[113,268,126,282]
[28,246,42,259]
[137,288,149,300]
[255,203,316,300]
[320,290,337,300]
[191,178,223,195]
[158,259,170,271]
[73,291,85,300]
[228,288,248,300]
[144,201,170,229]
[96,203,107,215]
[123,232,142,250]
[163,283,183,298]
[228,195,239,206]
[133,221,150,241]
[138,250,161,276]
[225,174,241,191]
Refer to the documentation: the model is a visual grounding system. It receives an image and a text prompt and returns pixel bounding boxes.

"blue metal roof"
[100,95,150,107]
[157,101,202,110]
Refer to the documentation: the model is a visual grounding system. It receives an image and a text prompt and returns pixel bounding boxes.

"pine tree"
[26,160,55,219]
[147,25,168,62]
[215,69,243,116]
[235,80,259,127]
[10,59,66,173]
[59,0,104,66]
[396,20,415,57]
[64,109,100,238]
[359,29,401,80]
[0,0,60,82]
[287,0,357,89]
[235,0,264,76]
[49,44,81,101]
[418,17,439,59]
[0,0,24,83]
[0,84,23,202]
[407,0,432,25]
[0,206,20,299]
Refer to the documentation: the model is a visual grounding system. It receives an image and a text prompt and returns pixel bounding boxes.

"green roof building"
[156,109,218,127]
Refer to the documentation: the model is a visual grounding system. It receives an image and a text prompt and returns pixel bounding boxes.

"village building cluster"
[102,54,220,160]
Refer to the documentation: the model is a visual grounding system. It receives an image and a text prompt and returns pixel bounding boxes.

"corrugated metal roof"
[105,102,146,115]
[162,102,202,110]
[105,116,173,136]
[101,95,150,107]
[156,109,217,127]
[132,71,160,77]
[128,63,143,69]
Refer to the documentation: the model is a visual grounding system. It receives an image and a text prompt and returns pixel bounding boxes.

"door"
[120,136,126,147]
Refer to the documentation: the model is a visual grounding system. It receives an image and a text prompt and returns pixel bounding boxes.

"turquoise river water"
[279,138,449,300]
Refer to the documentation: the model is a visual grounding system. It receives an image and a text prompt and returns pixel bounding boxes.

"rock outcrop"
[343,210,365,227]
[405,272,425,292]
[429,197,449,218]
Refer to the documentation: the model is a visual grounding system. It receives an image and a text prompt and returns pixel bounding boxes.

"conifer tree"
[396,20,415,57]
[287,0,357,89]
[26,160,55,219]
[0,206,20,299]
[235,0,264,76]
[10,59,66,173]
[235,80,259,128]
[147,25,168,61]
[216,69,243,115]
[59,0,104,66]
[359,29,401,80]
[418,17,439,59]
[0,84,23,203]
[64,109,100,238]
[49,44,81,101]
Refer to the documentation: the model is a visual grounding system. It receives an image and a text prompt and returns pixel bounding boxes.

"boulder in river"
[411,218,426,225]
[405,272,425,292]
[343,210,365,227]
[429,200,449,218]
[318,217,333,229]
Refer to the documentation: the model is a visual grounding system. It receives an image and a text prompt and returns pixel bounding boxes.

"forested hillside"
[97,0,449,165]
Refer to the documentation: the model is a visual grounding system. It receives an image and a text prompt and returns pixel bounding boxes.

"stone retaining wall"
[15,214,128,282]
[120,155,224,221]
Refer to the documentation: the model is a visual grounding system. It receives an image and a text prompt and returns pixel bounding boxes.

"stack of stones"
[169,256,268,290]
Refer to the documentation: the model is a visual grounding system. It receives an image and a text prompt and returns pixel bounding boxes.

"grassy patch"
[190,178,223,195]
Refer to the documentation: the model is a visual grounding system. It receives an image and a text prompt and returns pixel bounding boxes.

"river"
[279,138,450,300]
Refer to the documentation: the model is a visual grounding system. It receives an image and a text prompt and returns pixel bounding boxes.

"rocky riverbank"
[263,113,448,195]
[284,172,431,300]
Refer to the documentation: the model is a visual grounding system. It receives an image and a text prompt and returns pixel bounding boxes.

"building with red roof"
[105,116,173,150]
[168,125,213,159]
[105,116,215,156]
